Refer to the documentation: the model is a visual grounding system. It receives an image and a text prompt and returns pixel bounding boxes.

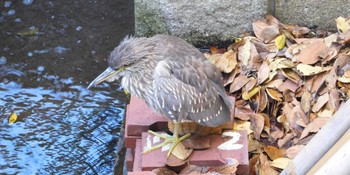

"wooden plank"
[281,100,350,175]
[307,128,350,175]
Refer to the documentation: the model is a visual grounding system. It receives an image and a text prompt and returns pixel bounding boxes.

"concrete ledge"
[135,0,267,45]
[135,0,349,45]
[275,0,350,30]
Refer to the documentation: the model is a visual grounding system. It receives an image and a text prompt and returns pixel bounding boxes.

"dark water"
[0,0,133,174]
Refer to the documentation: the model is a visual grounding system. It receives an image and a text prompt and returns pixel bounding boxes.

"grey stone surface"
[135,0,267,45]
[275,0,350,30]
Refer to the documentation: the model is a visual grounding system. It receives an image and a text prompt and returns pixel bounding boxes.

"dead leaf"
[182,135,210,150]
[294,39,327,64]
[215,50,238,73]
[311,93,329,112]
[278,133,295,148]
[270,157,291,169]
[248,134,263,152]
[239,37,252,66]
[281,68,301,83]
[245,77,258,91]
[291,26,310,38]
[285,145,304,159]
[209,159,238,174]
[296,63,331,76]
[336,16,350,33]
[172,142,193,160]
[229,75,250,93]
[263,146,285,160]
[275,34,286,49]
[300,90,312,113]
[209,165,237,175]
[324,33,338,47]
[152,167,177,175]
[242,86,261,100]
[266,88,283,101]
[253,16,280,43]
[8,113,18,124]
[179,165,209,174]
[250,113,265,140]
[338,76,350,83]
[257,87,268,111]
[257,153,279,175]
[210,47,226,54]
[299,117,330,139]
[258,61,270,84]
[233,120,253,134]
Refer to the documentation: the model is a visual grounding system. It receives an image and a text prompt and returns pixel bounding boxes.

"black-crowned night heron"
[88,34,232,157]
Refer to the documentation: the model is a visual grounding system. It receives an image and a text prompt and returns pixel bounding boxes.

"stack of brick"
[124,96,248,174]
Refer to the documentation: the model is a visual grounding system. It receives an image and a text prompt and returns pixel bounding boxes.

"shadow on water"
[0,0,134,174]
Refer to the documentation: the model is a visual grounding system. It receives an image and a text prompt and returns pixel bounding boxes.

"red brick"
[190,130,249,174]
[126,96,168,137]
[139,130,248,174]
[126,148,134,171]
[125,123,141,148]
[133,139,143,172]
[140,132,168,171]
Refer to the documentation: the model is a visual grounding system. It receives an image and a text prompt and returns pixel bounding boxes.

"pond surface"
[0,0,134,174]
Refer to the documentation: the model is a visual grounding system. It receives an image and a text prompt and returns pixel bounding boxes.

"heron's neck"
[120,59,158,108]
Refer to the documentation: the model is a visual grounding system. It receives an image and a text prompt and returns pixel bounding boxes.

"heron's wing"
[153,59,231,127]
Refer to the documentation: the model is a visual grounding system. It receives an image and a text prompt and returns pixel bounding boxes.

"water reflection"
[0,73,125,174]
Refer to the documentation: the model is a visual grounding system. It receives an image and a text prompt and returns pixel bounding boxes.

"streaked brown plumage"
[88,34,232,156]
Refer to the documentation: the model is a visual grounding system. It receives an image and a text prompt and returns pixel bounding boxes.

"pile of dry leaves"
[205,15,350,174]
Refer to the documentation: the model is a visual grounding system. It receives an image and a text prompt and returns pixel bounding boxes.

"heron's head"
[88,36,153,89]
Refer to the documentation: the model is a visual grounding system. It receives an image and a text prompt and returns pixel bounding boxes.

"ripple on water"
[0,78,125,174]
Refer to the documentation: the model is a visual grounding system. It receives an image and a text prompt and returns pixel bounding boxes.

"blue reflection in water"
[0,80,125,174]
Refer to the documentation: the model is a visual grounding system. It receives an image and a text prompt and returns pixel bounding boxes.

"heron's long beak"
[87,67,120,89]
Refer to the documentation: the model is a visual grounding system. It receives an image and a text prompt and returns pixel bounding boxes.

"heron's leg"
[142,122,191,158]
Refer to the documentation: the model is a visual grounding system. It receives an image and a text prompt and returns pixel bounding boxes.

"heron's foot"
[142,130,191,157]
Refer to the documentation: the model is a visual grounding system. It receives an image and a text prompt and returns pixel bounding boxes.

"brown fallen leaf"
[179,165,209,174]
[229,75,250,93]
[266,88,283,101]
[281,68,301,84]
[256,87,268,112]
[270,127,284,143]
[290,25,310,38]
[182,135,210,150]
[296,63,331,76]
[336,16,350,33]
[263,146,285,160]
[299,117,330,139]
[285,145,304,159]
[257,153,279,175]
[311,93,329,112]
[270,157,291,170]
[250,113,265,140]
[252,16,280,43]
[278,133,295,148]
[244,77,258,92]
[152,167,177,175]
[215,50,238,73]
[210,47,226,54]
[233,120,253,134]
[258,61,270,84]
[300,90,312,113]
[248,134,263,152]
[208,158,238,174]
[294,39,327,64]
[242,86,261,100]
[171,142,193,160]
[249,154,259,175]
